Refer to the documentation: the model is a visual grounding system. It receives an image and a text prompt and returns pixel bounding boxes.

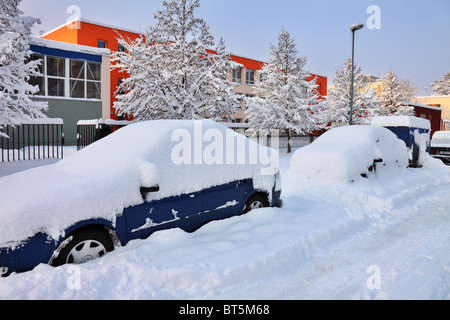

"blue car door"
[202,179,251,220]
[123,190,203,242]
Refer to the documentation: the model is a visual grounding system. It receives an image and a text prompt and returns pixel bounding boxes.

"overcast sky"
[20,0,450,96]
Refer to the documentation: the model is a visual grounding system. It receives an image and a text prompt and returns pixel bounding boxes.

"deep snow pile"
[0,133,449,300]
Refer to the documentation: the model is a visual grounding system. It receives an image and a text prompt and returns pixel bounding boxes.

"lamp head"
[350,23,364,32]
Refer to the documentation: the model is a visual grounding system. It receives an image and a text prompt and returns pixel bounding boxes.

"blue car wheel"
[52,229,114,266]
[242,194,269,214]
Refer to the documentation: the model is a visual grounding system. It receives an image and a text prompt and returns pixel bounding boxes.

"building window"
[118,44,125,52]
[97,40,107,48]
[47,56,65,97]
[86,62,101,99]
[69,59,101,99]
[232,68,242,84]
[47,56,65,77]
[70,59,85,98]
[48,78,65,97]
[246,69,255,85]
[27,54,102,100]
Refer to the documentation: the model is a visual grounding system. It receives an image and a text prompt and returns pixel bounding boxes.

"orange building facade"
[43,18,327,122]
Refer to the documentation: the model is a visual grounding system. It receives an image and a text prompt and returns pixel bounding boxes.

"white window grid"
[32,55,101,100]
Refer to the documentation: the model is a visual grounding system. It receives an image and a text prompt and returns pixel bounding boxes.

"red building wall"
[413,104,442,137]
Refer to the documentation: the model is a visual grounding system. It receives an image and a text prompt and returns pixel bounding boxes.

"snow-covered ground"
[0,146,449,300]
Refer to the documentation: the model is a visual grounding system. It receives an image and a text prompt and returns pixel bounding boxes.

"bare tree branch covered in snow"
[0,0,48,138]
[246,28,324,153]
[378,69,416,116]
[430,72,450,95]
[323,58,379,129]
[111,0,240,121]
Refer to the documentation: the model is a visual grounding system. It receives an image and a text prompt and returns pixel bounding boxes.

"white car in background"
[430,131,450,165]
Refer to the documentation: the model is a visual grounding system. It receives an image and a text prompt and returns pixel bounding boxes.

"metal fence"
[76,120,319,151]
[77,119,133,151]
[224,123,319,149]
[0,119,64,162]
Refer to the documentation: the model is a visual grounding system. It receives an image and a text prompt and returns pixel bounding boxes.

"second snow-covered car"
[288,125,409,182]
[0,120,281,277]
[430,131,450,165]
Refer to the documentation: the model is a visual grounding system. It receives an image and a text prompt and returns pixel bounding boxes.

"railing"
[223,123,319,149]
[75,119,319,151]
[77,119,133,151]
[0,119,64,162]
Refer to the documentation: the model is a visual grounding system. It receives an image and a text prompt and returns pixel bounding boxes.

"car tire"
[52,229,114,267]
[242,194,269,214]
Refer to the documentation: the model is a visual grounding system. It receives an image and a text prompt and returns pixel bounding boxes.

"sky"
[19,0,450,96]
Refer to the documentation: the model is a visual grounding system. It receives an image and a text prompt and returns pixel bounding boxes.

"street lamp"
[349,23,364,126]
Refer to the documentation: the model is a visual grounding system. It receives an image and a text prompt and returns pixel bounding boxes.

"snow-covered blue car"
[0,120,281,277]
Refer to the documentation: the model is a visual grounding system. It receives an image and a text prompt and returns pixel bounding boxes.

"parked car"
[371,116,431,167]
[288,125,409,183]
[0,120,281,277]
[430,131,450,165]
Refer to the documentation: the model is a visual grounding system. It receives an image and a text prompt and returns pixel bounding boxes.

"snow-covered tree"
[246,27,323,153]
[323,58,379,128]
[430,72,450,95]
[112,0,240,121]
[0,0,48,138]
[378,69,416,116]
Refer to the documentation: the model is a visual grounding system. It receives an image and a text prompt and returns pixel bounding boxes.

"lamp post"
[349,23,364,126]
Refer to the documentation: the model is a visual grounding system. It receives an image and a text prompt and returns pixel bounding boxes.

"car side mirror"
[140,186,160,199]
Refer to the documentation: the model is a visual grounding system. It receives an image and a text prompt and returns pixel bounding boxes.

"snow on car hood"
[288,125,409,183]
[0,120,279,246]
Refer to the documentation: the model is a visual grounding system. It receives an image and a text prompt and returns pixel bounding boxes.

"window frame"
[246,69,255,85]
[28,55,102,100]
[232,68,242,84]
[97,40,107,49]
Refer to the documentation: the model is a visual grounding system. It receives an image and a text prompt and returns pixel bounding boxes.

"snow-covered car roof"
[288,125,409,182]
[431,131,450,148]
[0,120,278,245]
[371,116,431,130]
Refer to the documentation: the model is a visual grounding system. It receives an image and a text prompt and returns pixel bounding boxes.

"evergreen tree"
[112,0,240,121]
[430,72,450,95]
[0,0,47,138]
[246,28,323,153]
[323,58,379,128]
[378,69,416,116]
